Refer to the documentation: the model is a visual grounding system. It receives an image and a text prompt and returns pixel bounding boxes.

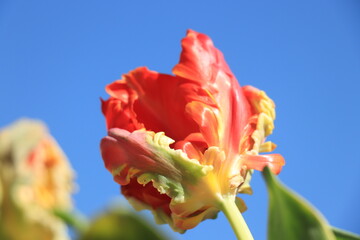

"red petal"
[101,97,143,131]
[121,67,199,142]
[173,30,252,154]
[122,178,171,216]
[100,128,174,219]
[100,129,181,185]
[173,29,233,84]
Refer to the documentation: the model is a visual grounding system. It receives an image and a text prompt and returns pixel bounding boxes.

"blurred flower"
[0,119,74,240]
[100,30,284,232]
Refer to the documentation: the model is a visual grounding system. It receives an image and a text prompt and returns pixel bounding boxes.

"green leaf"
[80,207,169,240]
[262,167,336,240]
[53,209,89,235]
[332,227,360,240]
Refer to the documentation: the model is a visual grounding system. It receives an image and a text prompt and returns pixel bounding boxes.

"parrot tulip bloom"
[100,30,284,233]
[0,119,74,240]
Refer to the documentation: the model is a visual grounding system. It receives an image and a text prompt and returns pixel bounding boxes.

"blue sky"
[1,0,359,239]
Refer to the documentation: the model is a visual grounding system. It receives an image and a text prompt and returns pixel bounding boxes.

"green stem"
[219,197,254,240]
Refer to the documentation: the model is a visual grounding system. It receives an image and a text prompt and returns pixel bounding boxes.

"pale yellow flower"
[0,119,74,240]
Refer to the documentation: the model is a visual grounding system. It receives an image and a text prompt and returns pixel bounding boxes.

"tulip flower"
[100,30,284,240]
[0,119,74,240]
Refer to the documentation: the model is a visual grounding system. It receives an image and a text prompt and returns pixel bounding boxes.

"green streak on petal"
[142,131,213,202]
[146,132,212,182]
[137,173,185,203]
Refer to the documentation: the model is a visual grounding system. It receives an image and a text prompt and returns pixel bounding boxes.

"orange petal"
[173,133,208,162]
[185,101,220,147]
[242,154,285,174]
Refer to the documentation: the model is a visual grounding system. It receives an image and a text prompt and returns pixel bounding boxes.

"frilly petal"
[169,147,246,230]
[101,128,211,187]
[173,29,233,84]
[104,67,200,142]
[241,86,285,174]
[101,96,143,132]
[173,30,252,156]
[242,85,276,153]
[100,30,286,232]
[100,129,218,231]
[100,129,253,231]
